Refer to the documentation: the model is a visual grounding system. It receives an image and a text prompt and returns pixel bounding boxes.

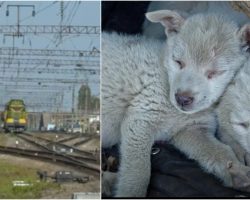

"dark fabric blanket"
[101,1,250,197]
[102,1,150,34]
[148,143,250,197]
[102,144,250,197]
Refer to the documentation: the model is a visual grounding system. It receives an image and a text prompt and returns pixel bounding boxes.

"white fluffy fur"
[143,1,250,39]
[102,12,250,197]
[217,58,250,162]
[146,12,246,114]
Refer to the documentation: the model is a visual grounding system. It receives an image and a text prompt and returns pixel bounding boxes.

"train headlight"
[6,118,14,123]
[19,119,26,124]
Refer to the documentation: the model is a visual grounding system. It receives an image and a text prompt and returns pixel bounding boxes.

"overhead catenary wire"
[0,2,100,112]
[20,1,57,23]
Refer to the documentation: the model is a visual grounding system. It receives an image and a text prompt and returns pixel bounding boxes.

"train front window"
[10,107,24,112]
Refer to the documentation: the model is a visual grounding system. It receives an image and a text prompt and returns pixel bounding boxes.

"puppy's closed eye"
[205,70,226,80]
[237,122,250,129]
[174,60,185,69]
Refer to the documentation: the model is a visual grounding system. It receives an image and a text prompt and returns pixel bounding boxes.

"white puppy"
[102,10,250,197]
[217,58,250,165]
[143,2,250,39]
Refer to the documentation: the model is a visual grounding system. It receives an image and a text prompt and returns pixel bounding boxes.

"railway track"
[0,145,100,174]
[73,137,92,147]
[19,133,95,158]
[56,134,82,143]
[16,134,51,152]
[16,134,98,162]
[12,132,100,173]
[0,132,100,175]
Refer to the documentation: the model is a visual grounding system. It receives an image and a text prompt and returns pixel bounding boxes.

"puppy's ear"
[145,10,185,36]
[238,24,250,53]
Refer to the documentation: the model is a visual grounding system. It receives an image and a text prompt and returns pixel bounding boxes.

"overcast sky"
[0,1,100,112]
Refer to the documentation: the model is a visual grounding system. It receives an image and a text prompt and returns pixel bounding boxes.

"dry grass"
[0,160,60,199]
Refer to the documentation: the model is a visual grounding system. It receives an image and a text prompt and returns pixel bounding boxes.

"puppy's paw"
[244,153,250,166]
[227,161,250,192]
[102,171,118,197]
[230,143,250,166]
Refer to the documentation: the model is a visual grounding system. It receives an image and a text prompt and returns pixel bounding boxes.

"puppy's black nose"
[175,91,194,107]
